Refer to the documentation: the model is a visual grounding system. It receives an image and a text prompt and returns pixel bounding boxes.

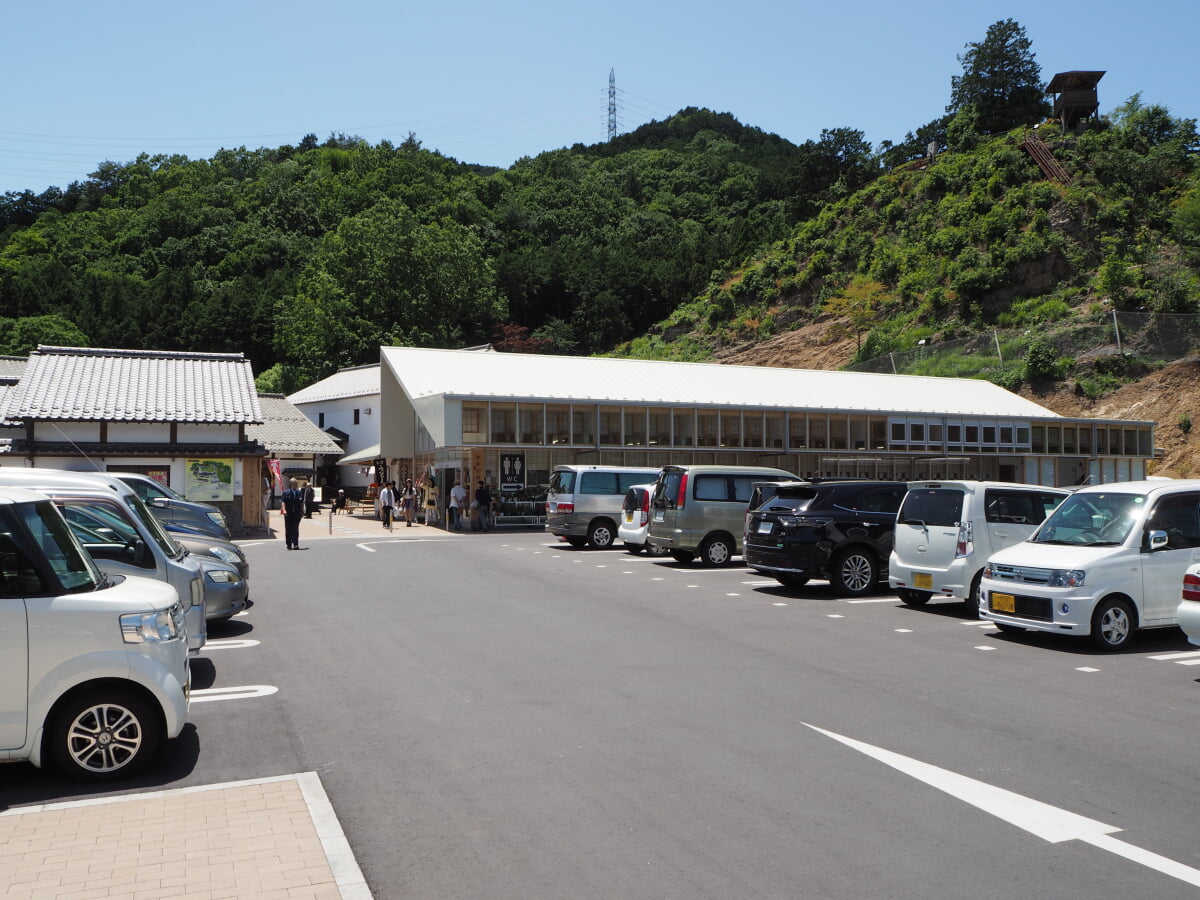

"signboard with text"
[500,453,525,492]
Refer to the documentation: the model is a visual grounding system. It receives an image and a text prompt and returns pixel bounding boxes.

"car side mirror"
[1148,529,1169,551]
[133,539,151,566]
[150,497,170,509]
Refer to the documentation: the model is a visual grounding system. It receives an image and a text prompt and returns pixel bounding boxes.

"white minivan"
[980,479,1200,650]
[889,481,1070,614]
[0,486,190,780]
[0,469,207,651]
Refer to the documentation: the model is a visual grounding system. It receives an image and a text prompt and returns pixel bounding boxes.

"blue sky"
[2,0,1196,196]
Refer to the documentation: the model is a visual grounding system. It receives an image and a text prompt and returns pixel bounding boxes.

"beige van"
[547,465,661,549]
[648,464,801,566]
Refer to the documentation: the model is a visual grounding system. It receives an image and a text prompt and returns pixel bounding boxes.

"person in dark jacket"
[473,481,492,532]
[281,477,306,549]
[303,481,316,518]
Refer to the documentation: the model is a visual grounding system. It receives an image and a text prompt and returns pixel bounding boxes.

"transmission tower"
[607,68,618,142]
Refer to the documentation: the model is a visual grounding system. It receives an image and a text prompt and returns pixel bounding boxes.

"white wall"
[294,394,380,488]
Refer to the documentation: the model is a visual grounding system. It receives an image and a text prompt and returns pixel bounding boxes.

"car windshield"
[124,494,183,558]
[548,471,576,494]
[898,489,963,527]
[1032,492,1144,546]
[758,486,819,513]
[14,500,101,593]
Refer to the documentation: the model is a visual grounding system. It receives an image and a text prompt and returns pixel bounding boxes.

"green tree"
[822,277,893,352]
[0,314,90,355]
[947,19,1048,135]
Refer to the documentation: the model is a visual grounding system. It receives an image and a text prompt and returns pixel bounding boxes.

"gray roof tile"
[248,395,344,454]
[11,346,262,423]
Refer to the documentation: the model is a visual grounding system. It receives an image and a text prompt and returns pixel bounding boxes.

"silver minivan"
[547,465,661,549]
[889,481,1069,614]
[0,486,190,780]
[649,464,801,566]
[0,469,208,651]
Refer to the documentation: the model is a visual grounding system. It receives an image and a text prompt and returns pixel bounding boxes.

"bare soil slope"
[718,322,1200,478]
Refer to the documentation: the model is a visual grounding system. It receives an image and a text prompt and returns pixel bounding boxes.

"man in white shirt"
[449,480,468,531]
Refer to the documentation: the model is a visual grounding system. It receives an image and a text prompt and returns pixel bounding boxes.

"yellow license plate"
[913,573,933,590]
[625,512,633,522]
[992,592,1016,613]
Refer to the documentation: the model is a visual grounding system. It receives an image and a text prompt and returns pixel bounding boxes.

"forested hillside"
[1,19,1197,402]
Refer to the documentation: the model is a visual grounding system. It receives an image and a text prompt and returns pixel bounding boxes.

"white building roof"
[287,364,380,405]
[381,347,1064,420]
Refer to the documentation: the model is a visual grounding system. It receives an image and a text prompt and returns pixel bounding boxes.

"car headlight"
[207,511,227,527]
[207,546,240,565]
[121,609,179,643]
[205,568,240,584]
[1047,569,1086,588]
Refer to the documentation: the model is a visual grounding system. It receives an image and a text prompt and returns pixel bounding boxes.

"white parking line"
[1076,666,1100,672]
[843,597,900,605]
[1146,650,1200,660]
[190,685,278,703]
[201,639,261,650]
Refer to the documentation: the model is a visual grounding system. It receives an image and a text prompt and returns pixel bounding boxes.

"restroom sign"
[500,453,525,492]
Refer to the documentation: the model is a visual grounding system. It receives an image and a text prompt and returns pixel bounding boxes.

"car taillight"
[955,520,972,558]
[676,474,688,509]
[640,491,650,527]
[1183,573,1200,602]
[557,502,574,514]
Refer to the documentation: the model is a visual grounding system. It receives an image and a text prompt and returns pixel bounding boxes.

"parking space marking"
[726,593,741,597]
[894,628,913,633]
[843,597,900,605]
[1076,666,1100,672]
[827,613,843,618]
[201,639,261,650]
[1147,650,1200,661]
[191,685,279,703]
[975,645,996,651]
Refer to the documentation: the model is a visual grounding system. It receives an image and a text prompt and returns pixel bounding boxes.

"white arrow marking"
[191,685,278,703]
[804,723,1200,888]
[201,639,261,650]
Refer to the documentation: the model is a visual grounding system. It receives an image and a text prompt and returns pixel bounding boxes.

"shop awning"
[337,443,381,465]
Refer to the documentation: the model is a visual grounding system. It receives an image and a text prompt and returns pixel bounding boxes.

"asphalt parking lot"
[4,520,1200,899]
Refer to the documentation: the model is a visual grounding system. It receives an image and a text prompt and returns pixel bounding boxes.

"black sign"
[500,453,525,492]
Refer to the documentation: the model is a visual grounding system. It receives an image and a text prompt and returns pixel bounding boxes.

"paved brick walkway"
[0,773,371,899]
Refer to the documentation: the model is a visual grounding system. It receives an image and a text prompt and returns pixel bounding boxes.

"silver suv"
[547,465,661,549]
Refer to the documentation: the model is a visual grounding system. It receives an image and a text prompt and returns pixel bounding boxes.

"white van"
[547,465,660,549]
[889,481,1070,613]
[980,479,1200,650]
[0,469,206,651]
[0,486,190,780]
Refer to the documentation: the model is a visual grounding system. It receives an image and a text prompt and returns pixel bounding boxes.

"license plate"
[653,511,664,522]
[625,512,633,523]
[757,521,773,534]
[991,592,1016,613]
[913,572,932,590]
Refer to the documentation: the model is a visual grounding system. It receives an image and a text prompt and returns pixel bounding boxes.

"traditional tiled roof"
[247,395,343,455]
[287,364,380,405]
[0,356,27,380]
[10,346,262,423]
[8,441,265,457]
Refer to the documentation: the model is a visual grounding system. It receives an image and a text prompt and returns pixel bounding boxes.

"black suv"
[744,480,907,595]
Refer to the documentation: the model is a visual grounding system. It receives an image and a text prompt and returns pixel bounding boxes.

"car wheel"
[775,574,810,589]
[833,549,877,596]
[50,688,161,781]
[995,622,1025,634]
[670,550,695,563]
[587,520,616,549]
[1090,597,1135,651]
[964,571,983,619]
[896,589,931,605]
[565,536,587,548]
[699,534,733,567]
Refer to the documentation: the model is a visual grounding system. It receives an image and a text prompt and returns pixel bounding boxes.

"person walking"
[401,478,417,527]
[302,481,316,519]
[423,476,440,526]
[281,477,306,550]
[449,480,467,531]
[474,480,493,533]
[378,481,396,531]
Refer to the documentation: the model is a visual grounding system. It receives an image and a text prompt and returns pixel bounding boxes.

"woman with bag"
[401,478,417,526]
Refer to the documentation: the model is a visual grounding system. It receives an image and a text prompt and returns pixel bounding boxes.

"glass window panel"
[1062,427,1076,454]
[1078,427,1091,454]
[830,416,848,449]
[599,406,622,445]
[947,423,962,442]
[462,402,487,444]
[1046,426,1061,453]
[890,422,906,443]
[928,423,942,444]
[720,411,741,448]
[1124,428,1137,455]
[1030,424,1045,453]
[790,414,808,449]
[546,405,570,445]
[964,424,979,443]
[572,405,595,446]
[649,410,671,447]
[849,416,868,450]
[490,402,515,443]
[1109,427,1122,455]
[810,416,828,449]
[871,419,887,450]
[519,404,543,444]
[982,425,997,445]
[744,413,764,448]
[1139,428,1152,457]
[999,425,1014,445]
[909,422,925,443]
[766,412,786,449]
[1017,426,1031,446]
[673,409,694,447]
[624,407,648,446]
[697,410,719,447]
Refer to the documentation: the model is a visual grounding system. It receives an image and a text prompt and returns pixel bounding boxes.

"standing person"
[401,478,417,527]
[281,477,306,550]
[423,476,440,526]
[302,481,315,519]
[378,481,396,530]
[261,469,272,531]
[474,480,493,533]
[449,480,467,531]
